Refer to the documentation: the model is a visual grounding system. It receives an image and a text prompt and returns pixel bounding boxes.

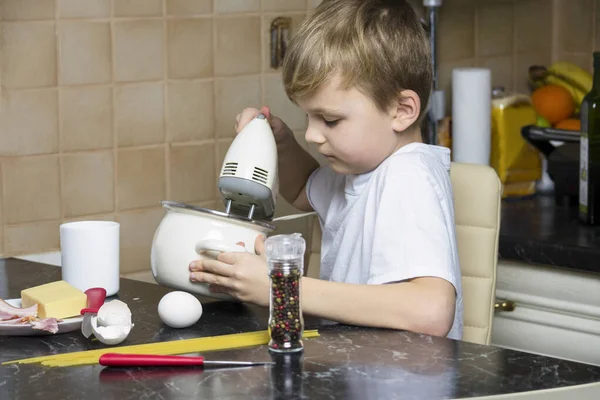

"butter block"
[21,281,87,319]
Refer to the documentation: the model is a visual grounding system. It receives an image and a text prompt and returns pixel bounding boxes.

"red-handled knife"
[99,353,275,368]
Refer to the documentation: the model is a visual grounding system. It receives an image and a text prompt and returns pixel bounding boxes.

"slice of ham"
[31,318,59,334]
[0,298,38,321]
[0,298,60,334]
[0,316,34,325]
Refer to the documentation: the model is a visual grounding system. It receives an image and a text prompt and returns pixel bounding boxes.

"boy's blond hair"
[282,0,431,122]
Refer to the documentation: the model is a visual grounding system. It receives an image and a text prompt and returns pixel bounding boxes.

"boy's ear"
[390,90,421,132]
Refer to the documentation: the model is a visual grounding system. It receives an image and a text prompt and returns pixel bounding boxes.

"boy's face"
[297,76,406,175]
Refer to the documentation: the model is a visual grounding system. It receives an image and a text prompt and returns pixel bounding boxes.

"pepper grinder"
[265,233,306,353]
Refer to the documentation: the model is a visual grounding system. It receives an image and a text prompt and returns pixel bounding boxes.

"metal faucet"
[423,0,443,146]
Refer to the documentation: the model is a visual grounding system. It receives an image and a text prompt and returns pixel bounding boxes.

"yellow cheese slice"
[21,280,87,319]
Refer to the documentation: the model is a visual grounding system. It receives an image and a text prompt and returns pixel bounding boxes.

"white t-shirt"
[306,142,463,340]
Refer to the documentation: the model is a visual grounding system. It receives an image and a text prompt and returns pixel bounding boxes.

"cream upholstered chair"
[305,162,502,345]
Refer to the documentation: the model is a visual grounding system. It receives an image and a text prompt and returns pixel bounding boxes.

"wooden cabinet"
[492,260,600,366]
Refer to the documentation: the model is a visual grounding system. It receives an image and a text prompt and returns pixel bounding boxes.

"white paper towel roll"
[451,68,491,165]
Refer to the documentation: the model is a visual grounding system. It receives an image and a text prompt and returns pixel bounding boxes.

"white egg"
[158,291,203,329]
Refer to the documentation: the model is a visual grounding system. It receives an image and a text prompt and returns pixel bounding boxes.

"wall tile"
[166,0,212,15]
[170,143,216,203]
[558,52,593,73]
[3,155,61,224]
[443,0,475,5]
[559,0,593,53]
[115,83,165,147]
[64,213,116,223]
[0,164,2,254]
[118,207,165,274]
[262,13,305,72]
[117,147,166,210]
[114,0,163,17]
[60,86,113,152]
[4,221,60,256]
[215,0,260,13]
[215,17,262,75]
[264,74,306,131]
[478,3,513,57]
[0,89,58,156]
[58,0,110,18]
[0,162,2,254]
[62,152,114,218]
[215,77,261,138]
[59,22,112,85]
[114,20,165,82]
[596,0,600,51]
[1,0,55,21]
[515,53,552,94]
[478,56,514,93]
[438,6,475,62]
[167,80,215,142]
[515,0,552,54]
[262,0,306,12]
[1,23,56,89]
[167,18,213,79]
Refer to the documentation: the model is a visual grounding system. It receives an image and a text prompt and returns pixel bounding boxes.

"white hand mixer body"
[218,114,280,221]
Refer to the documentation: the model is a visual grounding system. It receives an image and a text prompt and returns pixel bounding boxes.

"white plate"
[0,299,83,336]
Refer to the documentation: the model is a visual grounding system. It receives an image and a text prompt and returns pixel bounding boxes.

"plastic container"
[266,233,305,353]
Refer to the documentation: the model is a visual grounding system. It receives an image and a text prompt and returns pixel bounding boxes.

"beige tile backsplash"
[60,86,113,152]
[115,82,165,147]
[1,22,57,89]
[58,21,112,85]
[0,0,596,275]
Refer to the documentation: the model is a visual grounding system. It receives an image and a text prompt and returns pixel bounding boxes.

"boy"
[190,0,463,340]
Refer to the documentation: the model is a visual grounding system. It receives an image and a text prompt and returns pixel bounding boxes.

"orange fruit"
[554,118,581,131]
[531,84,575,124]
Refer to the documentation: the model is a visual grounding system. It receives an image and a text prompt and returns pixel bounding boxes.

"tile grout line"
[511,0,518,93]
[593,0,597,58]
[110,0,119,221]
[1,14,4,254]
[551,0,561,64]
[163,0,171,202]
[54,0,66,244]
[212,0,220,204]
[473,3,479,67]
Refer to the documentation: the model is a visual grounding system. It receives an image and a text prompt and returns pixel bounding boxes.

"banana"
[545,74,587,105]
[547,61,593,94]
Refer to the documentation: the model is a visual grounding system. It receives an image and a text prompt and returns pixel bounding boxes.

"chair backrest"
[305,162,502,345]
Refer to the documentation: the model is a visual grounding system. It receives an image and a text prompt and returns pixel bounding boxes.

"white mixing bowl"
[150,201,275,301]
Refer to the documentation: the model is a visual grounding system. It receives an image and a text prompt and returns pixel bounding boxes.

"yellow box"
[21,280,87,319]
[490,92,542,198]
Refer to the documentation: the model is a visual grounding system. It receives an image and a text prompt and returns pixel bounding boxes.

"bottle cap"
[265,233,306,262]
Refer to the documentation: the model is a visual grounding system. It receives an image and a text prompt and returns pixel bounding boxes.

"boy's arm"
[301,276,456,337]
[276,132,320,211]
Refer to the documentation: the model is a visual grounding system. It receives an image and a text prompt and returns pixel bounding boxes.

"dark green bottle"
[579,52,600,224]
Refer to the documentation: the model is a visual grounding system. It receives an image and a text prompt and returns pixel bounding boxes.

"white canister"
[452,67,492,165]
[60,221,120,296]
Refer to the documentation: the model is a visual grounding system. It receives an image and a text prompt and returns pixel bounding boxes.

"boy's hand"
[188,236,270,307]
[235,106,294,145]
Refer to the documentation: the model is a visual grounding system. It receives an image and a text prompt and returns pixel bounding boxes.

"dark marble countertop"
[499,194,600,274]
[2,259,600,400]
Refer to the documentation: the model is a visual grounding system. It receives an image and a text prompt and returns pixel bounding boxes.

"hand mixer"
[218,114,279,221]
